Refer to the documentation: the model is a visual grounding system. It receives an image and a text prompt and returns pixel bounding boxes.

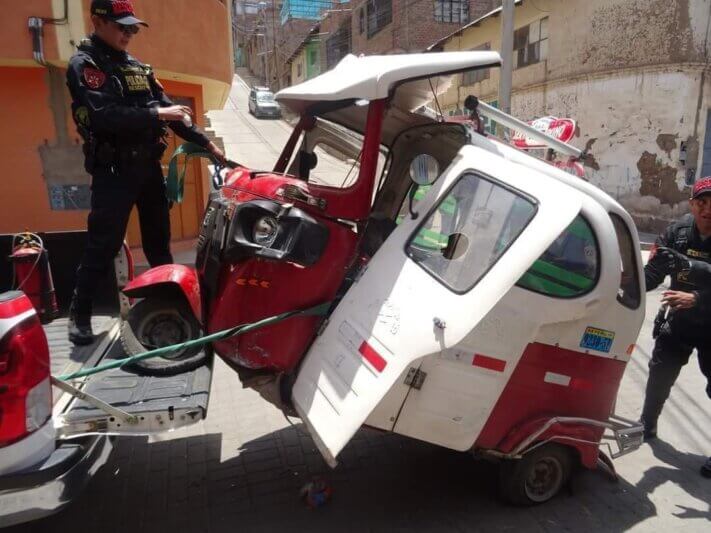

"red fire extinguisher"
[9,232,59,324]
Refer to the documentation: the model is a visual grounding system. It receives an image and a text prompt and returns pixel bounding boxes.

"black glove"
[650,247,691,274]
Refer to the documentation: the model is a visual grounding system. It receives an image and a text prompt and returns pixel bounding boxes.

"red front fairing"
[203,101,385,371]
[208,214,358,371]
[208,170,361,371]
[208,170,362,372]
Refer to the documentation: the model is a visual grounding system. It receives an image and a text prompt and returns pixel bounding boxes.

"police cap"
[90,0,148,27]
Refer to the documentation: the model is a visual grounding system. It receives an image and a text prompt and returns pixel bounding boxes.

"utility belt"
[653,305,711,342]
[85,137,168,172]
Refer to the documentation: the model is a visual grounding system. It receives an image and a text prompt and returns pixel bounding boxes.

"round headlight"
[252,216,278,247]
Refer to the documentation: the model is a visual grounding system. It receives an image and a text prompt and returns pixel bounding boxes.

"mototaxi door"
[291,144,587,467]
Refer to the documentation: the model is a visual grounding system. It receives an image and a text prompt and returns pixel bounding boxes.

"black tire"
[498,443,574,506]
[120,297,207,376]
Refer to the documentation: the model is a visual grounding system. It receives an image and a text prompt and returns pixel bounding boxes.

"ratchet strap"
[57,301,332,381]
[166,142,218,203]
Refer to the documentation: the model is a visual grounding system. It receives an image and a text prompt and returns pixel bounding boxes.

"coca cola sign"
[511,116,576,149]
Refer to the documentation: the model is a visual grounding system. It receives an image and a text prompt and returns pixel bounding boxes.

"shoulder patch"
[83,67,106,89]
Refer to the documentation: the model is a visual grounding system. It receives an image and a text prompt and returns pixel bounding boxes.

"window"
[610,213,641,309]
[326,23,351,68]
[408,173,536,293]
[359,8,366,34]
[516,216,599,298]
[367,0,392,38]
[514,17,548,69]
[462,42,491,85]
[434,0,469,23]
[297,62,303,77]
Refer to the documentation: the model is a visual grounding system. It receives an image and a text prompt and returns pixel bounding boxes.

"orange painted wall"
[0,1,232,239]
[0,66,87,233]
[0,0,59,64]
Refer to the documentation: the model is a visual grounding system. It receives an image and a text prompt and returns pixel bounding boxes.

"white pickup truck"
[0,274,210,527]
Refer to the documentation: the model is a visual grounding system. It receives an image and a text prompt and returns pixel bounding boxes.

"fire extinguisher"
[9,232,59,324]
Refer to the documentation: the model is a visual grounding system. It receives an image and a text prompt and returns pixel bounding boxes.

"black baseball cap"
[91,0,148,27]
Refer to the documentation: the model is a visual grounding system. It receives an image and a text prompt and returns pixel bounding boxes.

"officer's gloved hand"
[654,247,691,274]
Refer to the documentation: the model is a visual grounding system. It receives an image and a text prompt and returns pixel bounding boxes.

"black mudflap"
[57,336,213,437]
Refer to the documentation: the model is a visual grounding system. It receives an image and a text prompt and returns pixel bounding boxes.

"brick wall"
[350,0,496,55]
[320,5,353,71]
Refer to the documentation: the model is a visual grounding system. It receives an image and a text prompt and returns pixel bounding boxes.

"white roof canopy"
[276,51,501,114]
[275,51,502,145]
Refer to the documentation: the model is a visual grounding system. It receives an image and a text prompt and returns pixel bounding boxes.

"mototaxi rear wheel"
[498,443,574,506]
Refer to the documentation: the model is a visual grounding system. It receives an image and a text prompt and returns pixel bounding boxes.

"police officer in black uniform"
[66,0,226,345]
[642,176,711,478]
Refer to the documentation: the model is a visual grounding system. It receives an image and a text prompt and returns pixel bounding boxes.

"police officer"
[66,0,226,345]
[642,176,711,478]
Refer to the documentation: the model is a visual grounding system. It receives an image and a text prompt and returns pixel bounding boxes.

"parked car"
[248,87,282,119]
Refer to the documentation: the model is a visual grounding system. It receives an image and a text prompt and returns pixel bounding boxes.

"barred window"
[367,0,392,38]
[514,17,549,69]
[462,42,491,85]
[434,0,469,23]
[326,23,351,69]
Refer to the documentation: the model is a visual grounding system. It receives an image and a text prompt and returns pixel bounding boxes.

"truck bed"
[46,316,212,437]
[45,316,119,405]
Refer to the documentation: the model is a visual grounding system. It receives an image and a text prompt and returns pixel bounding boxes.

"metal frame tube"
[478,101,584,158]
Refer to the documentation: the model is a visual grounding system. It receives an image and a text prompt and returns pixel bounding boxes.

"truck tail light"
[0,293,52,448]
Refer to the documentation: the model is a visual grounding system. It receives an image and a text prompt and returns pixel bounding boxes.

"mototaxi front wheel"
[120,297,207,376]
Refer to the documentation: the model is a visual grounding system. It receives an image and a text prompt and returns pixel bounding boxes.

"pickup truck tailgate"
[47,317,212,437]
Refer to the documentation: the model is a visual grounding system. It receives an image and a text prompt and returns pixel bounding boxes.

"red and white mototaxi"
[122,51,645,504]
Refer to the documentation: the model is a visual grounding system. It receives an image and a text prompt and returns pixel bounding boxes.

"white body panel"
[292,144,586,466]
[391,194,626,450]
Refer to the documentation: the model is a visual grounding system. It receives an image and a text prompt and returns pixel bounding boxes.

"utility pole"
[498,0,515,137]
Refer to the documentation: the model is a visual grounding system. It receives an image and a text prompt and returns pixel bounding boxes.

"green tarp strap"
[166,142,218,203]
[57,301,332,381]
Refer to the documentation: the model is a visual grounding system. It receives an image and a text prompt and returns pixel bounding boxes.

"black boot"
[640,416,657,441]
[701,457,711,478]
[68,296,94,346]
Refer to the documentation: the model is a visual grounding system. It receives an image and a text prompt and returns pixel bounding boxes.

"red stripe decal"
[0,294,33,319]
[472,354,506,372]
[359,341,387,373]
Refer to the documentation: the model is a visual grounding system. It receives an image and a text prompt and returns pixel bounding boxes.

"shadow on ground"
[7,423,675,533]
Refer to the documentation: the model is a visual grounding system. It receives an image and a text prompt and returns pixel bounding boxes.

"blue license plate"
[580,327,615,353]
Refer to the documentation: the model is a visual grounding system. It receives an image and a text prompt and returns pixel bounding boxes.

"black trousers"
[641,330,711,424]
[73,159,173,316]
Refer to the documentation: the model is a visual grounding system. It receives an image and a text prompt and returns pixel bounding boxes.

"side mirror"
[409,154,440,187]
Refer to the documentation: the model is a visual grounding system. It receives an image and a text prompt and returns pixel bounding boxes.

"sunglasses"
[106,19,140,35]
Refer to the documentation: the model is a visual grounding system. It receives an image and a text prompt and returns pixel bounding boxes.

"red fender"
[497,416,604,469]
[122,264,202,323]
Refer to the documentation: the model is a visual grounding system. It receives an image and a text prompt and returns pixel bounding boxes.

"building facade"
[289,27,322,85]
[0,0,234,247]
[349,0,496,55]
[432,0,711,232]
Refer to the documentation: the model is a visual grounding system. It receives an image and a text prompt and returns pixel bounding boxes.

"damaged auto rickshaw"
[121,51,645,505]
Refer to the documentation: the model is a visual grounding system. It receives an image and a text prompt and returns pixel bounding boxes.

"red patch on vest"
[112,0,135,15]
[83,67,106,89]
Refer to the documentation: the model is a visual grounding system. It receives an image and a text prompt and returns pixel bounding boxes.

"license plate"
[580,326,615,353]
